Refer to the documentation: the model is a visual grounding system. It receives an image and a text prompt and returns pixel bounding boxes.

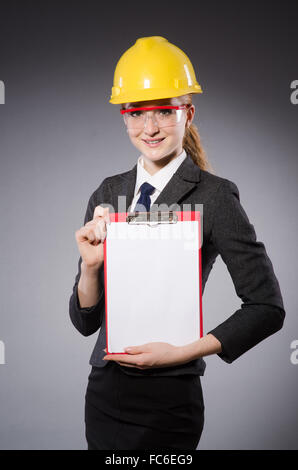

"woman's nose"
[144,113,159,134]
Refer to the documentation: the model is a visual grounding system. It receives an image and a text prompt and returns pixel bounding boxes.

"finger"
[76,226,100,244]
[93,206,110,223]
[104,354,140,364]
[83,221,106,245]
[124,346,145,354]
[93,205,106,218]
[84,220,93,227]
[95,219,107,243]
[85,217,105,229]
[103,212,111,225]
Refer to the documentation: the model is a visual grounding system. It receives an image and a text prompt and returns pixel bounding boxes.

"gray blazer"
[69,153,285,376]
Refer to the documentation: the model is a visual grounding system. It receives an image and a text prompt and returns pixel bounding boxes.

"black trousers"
[84,361,205,450]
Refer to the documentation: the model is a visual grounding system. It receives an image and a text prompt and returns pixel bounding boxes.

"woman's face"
[122,97,195,163]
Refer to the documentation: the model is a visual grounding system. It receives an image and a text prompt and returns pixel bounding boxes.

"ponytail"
[183,123,213,172]
[179,94,214,173]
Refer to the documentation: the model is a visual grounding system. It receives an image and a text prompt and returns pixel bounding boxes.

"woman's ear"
[187,104,196,126]
[186,104,195,127]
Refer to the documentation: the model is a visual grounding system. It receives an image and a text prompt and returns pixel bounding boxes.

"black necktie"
[133,182,155,212]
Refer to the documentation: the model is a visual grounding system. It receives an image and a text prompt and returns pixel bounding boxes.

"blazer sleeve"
[68,182,107,337]
[207,179,286,363]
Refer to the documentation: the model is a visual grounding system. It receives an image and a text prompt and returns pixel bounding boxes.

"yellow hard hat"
[110,36,202,104]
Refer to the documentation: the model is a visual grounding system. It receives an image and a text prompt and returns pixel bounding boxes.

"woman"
[69,36,285,450]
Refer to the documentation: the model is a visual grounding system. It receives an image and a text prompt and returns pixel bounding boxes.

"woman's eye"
[159,109,172,116]
[129,111,142,118]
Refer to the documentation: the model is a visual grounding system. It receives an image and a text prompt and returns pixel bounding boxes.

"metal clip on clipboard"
[126,211,178,227]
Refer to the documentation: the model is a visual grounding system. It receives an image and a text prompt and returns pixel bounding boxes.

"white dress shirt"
[129,149,187,212]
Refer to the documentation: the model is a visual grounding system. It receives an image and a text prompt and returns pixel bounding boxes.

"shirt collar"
[134,149,187,197]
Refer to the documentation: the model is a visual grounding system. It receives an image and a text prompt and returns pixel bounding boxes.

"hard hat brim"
[110,87,202,105]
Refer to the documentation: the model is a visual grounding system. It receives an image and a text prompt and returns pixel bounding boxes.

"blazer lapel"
[152,153,201,209]
[114,153,201,212]
[110,164,137,212]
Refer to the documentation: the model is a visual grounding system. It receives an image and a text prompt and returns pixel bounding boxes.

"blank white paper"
[105,218,202,353]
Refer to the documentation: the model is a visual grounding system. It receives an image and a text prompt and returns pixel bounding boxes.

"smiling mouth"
[142,138,165,145]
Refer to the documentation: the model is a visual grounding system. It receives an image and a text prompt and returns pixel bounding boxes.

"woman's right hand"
[75,206,111,272]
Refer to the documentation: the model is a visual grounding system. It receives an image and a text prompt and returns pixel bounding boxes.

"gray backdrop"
[0,1,297,450]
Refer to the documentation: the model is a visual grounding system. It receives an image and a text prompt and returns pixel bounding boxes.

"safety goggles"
[120,105,190,130]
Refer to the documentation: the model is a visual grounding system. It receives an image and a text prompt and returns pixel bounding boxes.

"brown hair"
[178,94,214,173]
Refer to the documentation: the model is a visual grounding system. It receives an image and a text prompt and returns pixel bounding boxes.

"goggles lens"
[120,105,189,130]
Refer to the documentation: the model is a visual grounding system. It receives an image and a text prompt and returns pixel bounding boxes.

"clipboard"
[104,210,203,355]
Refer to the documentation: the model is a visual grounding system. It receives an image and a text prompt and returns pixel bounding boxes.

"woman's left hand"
[102,342,190,369]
